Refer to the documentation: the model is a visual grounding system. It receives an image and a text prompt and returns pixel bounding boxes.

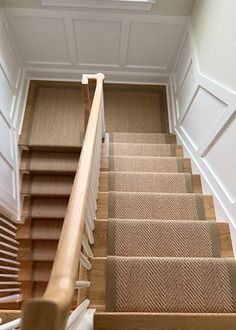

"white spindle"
[0,318,21,330]
[75,281,90,289]
[79,252,92,270]
[82,235,93,258]
[66,299,90,329]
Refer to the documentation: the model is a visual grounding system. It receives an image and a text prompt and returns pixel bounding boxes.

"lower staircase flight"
[89,131,236,330]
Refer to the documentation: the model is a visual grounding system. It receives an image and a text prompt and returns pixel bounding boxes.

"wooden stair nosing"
[94,312,236,330]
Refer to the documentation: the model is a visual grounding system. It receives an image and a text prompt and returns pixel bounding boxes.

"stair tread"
[108,192,206,221]
[25,197,68,219]
[109,132,176,144]
[108,219,220,257]
[109,156,186,173]
[22,175,74,196]
[106,257,236,313]
[108,172,193,193]
[109,143,180,157]
[32,219,63,240]
[20,151,80,174]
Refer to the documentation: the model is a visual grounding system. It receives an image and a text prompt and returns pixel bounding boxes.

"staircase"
[1,79,235,329]
[16,81,83,305]
[83,131,235,329]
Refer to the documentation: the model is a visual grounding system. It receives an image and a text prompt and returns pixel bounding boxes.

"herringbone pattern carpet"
[107,257,236,313]
[109,172,193,193]
[109,192,205,220]
[109,156,184,173]
[109,143,176,157]
[108,219,220,257]
[109,132,174,144]
[105,132,235,313]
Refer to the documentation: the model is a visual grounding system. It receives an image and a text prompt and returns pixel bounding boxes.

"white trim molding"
[40,0,156,11]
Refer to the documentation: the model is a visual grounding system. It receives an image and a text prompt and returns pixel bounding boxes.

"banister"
[21,73,105,330]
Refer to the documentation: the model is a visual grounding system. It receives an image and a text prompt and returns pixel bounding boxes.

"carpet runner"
[106,132,236,314]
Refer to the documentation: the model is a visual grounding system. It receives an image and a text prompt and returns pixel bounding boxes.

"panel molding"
[169,20,236,232]
[4,8,187,79]
[0,11,28,221]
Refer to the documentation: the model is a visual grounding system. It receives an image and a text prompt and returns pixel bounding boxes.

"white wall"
[191,0,236,92]
[0,9,28,221]
[3,7,187,83]
[169,19,236,253]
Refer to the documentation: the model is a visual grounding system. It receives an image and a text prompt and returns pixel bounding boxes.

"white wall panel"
[169,27,236,247]
[0,11,26,220]
[205,114,236,203]
[174,34,191,93]
[74,19,121,66]
[11,16,70,65]
[0,68,15,122]
[0,156,15,198]
[127,22,181,70]
[176,62,195,119]
[4,8,187,82]
[0,22,20,89]
[181,87,227,148]
[0,113,13,162]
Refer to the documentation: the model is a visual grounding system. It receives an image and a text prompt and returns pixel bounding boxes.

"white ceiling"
[2,0,195,82]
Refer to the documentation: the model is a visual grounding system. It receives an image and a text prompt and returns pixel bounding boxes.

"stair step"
[32,282,78,307]
[16,219,63,240]
[107,172,194,193]
[108,219,221,257]
[20,151,79,174]
[94,312,236,330]
[108,156,190,173]
[104,192,212,221]
[32,241,58,261]
[23,197,68,219]
[109,132,176,144]
[21,174,74,196]
[106,257,236,313]
[32,219,63,240]
[109,143,182,157]
[93,220,233,258]
[18,241,58,261]
[19,261,52,282]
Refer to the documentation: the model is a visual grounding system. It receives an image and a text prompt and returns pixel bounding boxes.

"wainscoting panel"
[4,8,187,82]
[181,87,227,149]
[0,11,28,220]
[169,25,236,241]
[205,113,236,204]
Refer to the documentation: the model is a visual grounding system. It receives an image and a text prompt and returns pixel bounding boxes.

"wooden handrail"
[21,73,105,330]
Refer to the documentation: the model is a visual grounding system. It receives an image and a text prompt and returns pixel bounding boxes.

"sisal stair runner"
[109,132,176,144]
[107,257,236,313]
[108,220,220,257]
[104,132,236,318]
[109,156,186,173]
[109,143,178,157]
[108,172,193,193]
[17,148,79,304]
